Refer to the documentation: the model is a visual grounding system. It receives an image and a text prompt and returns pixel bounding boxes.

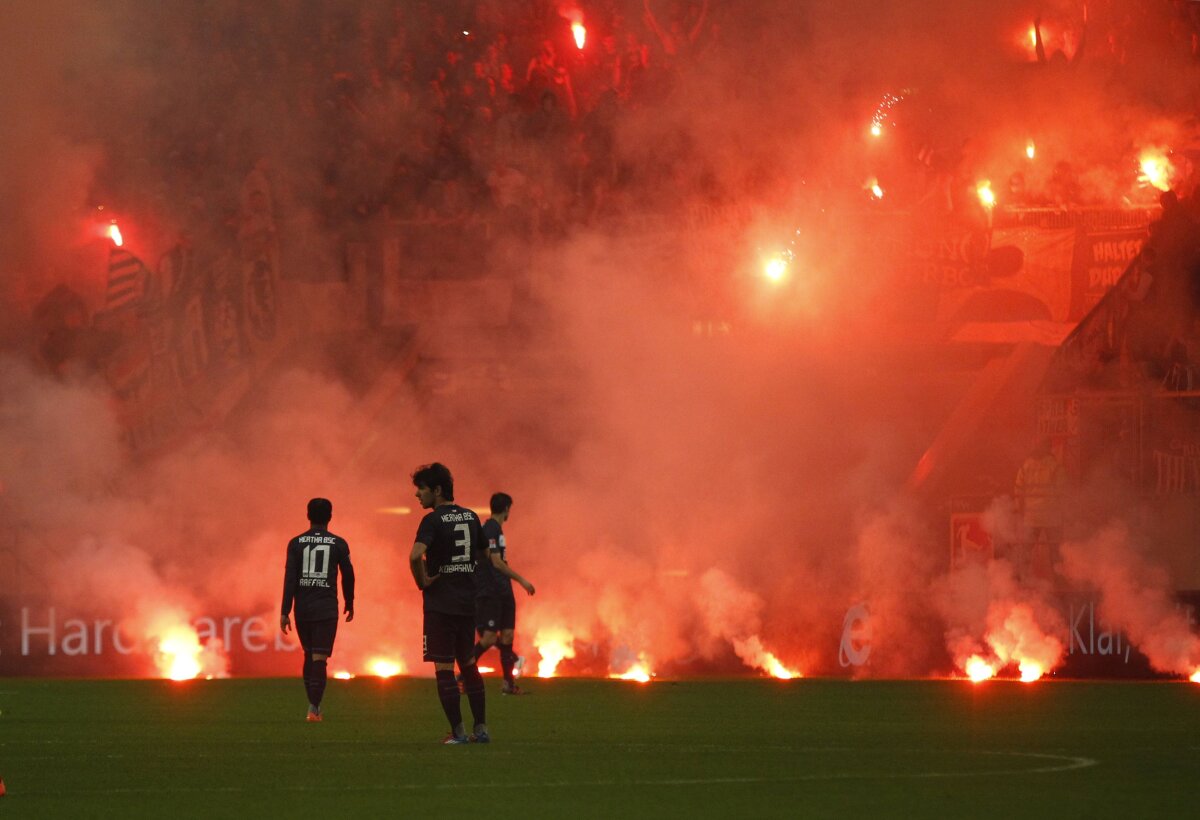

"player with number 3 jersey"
[410,462,490,744]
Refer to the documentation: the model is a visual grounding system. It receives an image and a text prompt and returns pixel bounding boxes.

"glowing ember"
[610,663,652,683]
[763,256,788,282]
[1138,149,1173,192]
[572,23,586,49]
[865,178,884,199]
[107,222,123,247]
[535,627,576,678]
[965,655,996,683]
[156,625,203,681]
[1191,669,1200,684]
[1028,26,1037,48]
[478,666,494,674]
[976,180,996,209]
[367,658,404,678]
[869,91,904,138]
[1018,660,1044,682]
[333,670,354,680]
[1026,141,1036,160]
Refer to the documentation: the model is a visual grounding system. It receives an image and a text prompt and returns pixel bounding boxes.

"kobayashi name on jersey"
[299,578,333,587]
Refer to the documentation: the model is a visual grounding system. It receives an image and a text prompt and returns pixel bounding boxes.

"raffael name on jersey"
[299,578,332,587]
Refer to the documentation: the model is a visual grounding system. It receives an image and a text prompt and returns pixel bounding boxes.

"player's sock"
[473,641,492,664]
[302,655,314,700]
[435,669,464,731]
[499,642,516,686]
[460,663,486,727]
[310,659,328,710]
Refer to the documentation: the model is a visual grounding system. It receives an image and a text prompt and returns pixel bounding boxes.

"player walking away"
[473,492,535,694]
[280,497,355,722]
[410,463,490,744]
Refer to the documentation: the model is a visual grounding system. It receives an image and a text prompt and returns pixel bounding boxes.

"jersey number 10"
[302,544,331,577]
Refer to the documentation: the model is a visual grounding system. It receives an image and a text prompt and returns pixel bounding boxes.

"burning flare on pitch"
[964,655,996,683]
[1025,140,1036,160]
[1190,669,1200,684]
[733,635,801,679]
[147,616,229,681]
[535,627,576,678]
[610,655,654,683]
[367,657,405,678]
[571,23,586,49]
[107,221,124,247]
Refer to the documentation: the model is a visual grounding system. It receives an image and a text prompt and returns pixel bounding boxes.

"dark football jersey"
[281,528,355,622]
[476,518,514,598]
[415,504,485,615]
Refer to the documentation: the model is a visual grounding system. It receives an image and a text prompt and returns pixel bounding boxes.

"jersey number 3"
[452,524,473,563]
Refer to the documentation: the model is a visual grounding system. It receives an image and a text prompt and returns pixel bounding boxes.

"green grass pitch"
[0,676,1197,818]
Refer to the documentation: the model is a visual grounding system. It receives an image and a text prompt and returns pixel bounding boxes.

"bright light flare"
[156,626,203,681]
[375,506,413,515]
[965,656,996,683]
[865,178,884,199]
[1138,149,1173,192]
[763,256,788,283]
[367,657,404,678]
[1028,26,1037,48]
[333,670,354,680]
[1025,141,1036,160]
[1190,669,1200,684]
[976,180,996,209]
[764,653,801,680]
[610,663,652,683]
[107,222,123,247]
[535,628,576,678]
[478,666,494,674]
[869,123,883,138]
[1018,660,1044,682]
[571,23,586,49]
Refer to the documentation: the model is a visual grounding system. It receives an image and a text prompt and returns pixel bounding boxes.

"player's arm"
[280,543,299,633]
[339,540,356,622]
[490,551,535,596]
[410,541,439,590]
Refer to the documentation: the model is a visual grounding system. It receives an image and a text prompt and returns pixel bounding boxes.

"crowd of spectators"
[101,0,721,254]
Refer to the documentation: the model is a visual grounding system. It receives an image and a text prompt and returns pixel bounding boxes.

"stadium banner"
[1068,228,1146,320]
[0,604,301,678]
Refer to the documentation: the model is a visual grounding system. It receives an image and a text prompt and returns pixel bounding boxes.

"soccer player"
[473,492,535,694]
[410,463,489,744]
[280,497,355,722]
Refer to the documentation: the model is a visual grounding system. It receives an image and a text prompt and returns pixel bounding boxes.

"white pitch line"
[17,751,1098,796]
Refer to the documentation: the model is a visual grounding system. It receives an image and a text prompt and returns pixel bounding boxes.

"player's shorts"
[423,609,476,664]
[475,593,516,633]
[296,617,338,657]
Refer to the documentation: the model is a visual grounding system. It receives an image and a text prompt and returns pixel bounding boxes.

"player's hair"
[307,497,333,525]
[412,462,455,501]
[490,492,513,515]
